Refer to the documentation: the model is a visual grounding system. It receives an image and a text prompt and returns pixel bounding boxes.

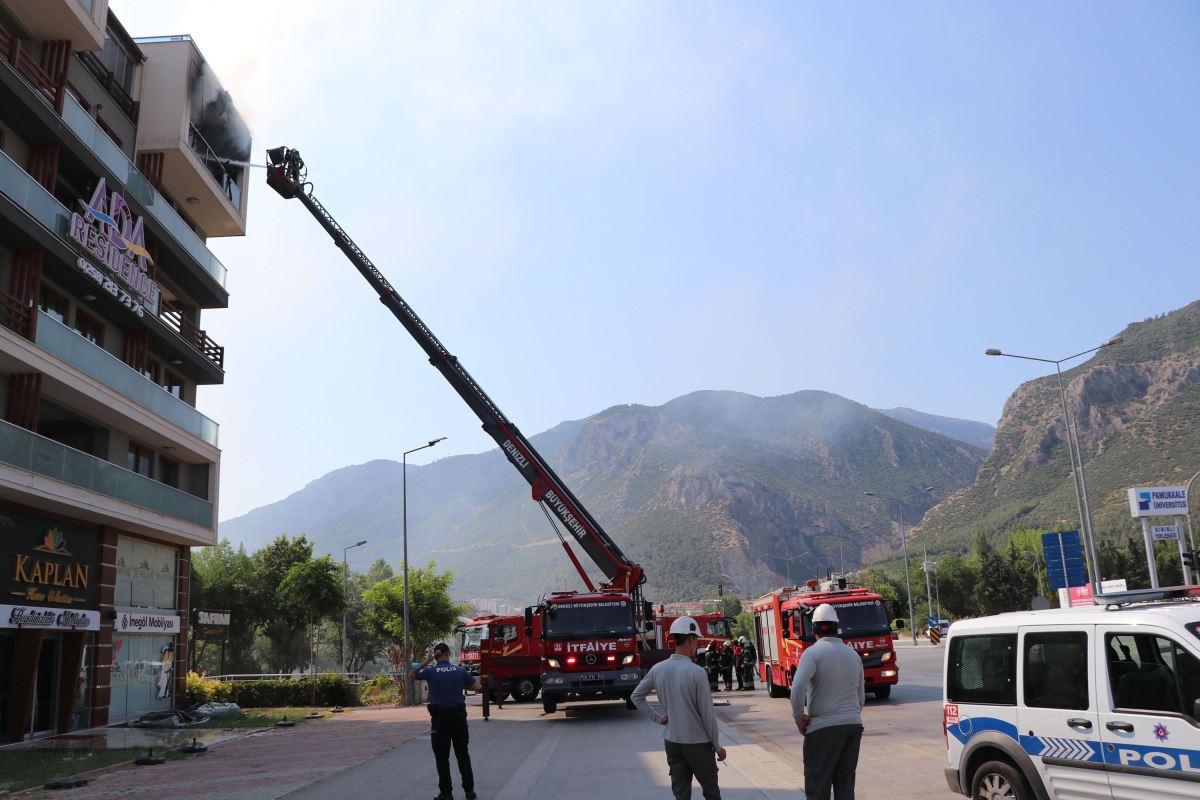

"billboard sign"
[1151,525,1180,541]
[1128,486,1190,518]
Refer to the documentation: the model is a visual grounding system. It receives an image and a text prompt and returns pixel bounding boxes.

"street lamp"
[986,337,1122,593]
[864,487,934,645]
[342,539,367,674]
[403,436,446,706]
[765,552,809,585]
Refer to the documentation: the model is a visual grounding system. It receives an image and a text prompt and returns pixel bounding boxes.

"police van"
[943,592,1200,799]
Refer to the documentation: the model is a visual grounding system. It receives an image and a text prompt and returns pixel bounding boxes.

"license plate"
[577,673,601,681]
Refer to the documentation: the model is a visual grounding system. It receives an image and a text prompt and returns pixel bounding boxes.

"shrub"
[185,671,238,706]
[223,674,358,708]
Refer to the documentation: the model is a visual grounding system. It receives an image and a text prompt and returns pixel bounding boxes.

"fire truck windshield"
[460,627,484,651]
[833,599,891,638]
[544,600,635,640]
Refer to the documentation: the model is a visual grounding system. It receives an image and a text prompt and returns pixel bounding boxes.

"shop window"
[40,286,68,324]
[74,308,104,347]
[160,457,180,489]
[127,441,153,477]
[115,536,177,609]
[162,371,183,399]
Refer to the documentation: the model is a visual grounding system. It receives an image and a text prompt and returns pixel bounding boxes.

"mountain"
[873,408,995,450]
[219,390,987,604]
[914,299,1200,551]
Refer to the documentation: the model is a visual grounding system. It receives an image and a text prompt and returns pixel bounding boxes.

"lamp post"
[403,436,446,706]
[986,338,1122,593]
[765,552,809,585]
[865,487,934,645]
[1185,470,1200,585]
[922,544,935,622]
[341,539,367,674]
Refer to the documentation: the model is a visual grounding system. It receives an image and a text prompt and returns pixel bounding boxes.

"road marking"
[898,742,944,761]
[494,725,565,800]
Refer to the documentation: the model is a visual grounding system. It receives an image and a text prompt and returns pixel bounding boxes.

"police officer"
[791,604,865,800]
[719,643,735,691]
[740,637,757,690]
[632,617,726,800]
[411,643,482,800]
[704,644,721,692]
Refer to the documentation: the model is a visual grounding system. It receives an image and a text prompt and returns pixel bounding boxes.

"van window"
[948,634,1017,705]
[1107,633,1200,721]
[1024,631,1089,710]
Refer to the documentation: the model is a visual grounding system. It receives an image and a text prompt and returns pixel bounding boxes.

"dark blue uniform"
[415,661,476,798]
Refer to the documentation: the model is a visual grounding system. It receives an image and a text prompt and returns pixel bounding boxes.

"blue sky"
[113,2,1200,521]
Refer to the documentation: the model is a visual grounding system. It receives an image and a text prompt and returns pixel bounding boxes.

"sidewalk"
[22,706,430,800]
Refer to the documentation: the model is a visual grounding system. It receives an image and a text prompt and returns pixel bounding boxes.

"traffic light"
[1183,550,1199,573]
[718,583,724,596]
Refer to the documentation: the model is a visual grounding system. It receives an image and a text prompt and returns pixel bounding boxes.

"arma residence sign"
[67,177,161,317]
[1127,486,1190,518]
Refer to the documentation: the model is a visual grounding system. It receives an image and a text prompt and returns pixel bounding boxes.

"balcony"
[0,148,226,376]
[0,417,213,528]
[75,50,138,122]
[135,37,249,238]
[34,312,219,446]
[61,94,228,288]
[3,0,108,52]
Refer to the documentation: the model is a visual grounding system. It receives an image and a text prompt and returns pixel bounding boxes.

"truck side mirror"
[643,601,654,621]
[643,620,655,633]
[524,607,533,637]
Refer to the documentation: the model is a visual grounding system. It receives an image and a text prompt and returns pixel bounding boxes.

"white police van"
[943,591,1200,799]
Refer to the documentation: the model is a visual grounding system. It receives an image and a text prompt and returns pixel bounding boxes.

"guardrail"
[205,672,369,683]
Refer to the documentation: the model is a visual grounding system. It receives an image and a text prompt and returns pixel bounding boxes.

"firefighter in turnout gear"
[704,645,721,692]
[632,616,726,800]
[738,637,757,690]
[719,643,735,691]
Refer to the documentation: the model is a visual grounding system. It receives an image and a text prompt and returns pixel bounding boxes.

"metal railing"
[205,672,368,683]
[159,306,224,371]
[0,23,58,108]
[187,124,242,210]
[76,50,138,121]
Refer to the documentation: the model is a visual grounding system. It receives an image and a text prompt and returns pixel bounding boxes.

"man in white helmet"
[632,616,726,799]
[790,603,865,800]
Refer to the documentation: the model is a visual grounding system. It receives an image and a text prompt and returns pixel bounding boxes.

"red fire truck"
[267,148,653,716]
[654,610,734,652]
[457,613,543,702]
[753,578,899,700]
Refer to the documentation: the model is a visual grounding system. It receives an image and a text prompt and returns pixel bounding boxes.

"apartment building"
[0,0,249,740]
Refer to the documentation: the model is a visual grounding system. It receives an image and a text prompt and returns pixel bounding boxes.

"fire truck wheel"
[511,678,540,703]
[970,759,1031,800]
[873,686,892,700]
[766,668,788,699]
[542,697,558,714]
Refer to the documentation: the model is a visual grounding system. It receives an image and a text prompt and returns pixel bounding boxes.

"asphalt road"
[290,642,955,800]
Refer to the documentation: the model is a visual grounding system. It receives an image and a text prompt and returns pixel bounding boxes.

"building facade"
[0,1,248,740]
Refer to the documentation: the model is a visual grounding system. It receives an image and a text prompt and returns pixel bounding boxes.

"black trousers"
[734,663,744,689]
[720,667,733,690]
[803,724,863,800]
[664,740,721,800]
[429,705,474,795]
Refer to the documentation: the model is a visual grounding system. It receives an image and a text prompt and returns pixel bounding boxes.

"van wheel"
[874,686,892,700]
[971,760,1031,800]
[767,667,788,698]
[542,697,557,714]
[511,677,540,703]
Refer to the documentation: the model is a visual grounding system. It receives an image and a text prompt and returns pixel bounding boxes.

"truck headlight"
[622,655,635,665]
[546,658,561,669]
[881,651,894,662]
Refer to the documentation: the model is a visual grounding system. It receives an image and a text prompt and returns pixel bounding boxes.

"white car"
[943,593,1200,800]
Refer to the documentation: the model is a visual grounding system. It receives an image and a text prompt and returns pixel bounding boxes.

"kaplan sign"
[1128,486,1190,518]
[67,178,161,316]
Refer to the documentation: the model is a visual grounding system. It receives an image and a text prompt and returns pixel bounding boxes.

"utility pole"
[923,544,934,622]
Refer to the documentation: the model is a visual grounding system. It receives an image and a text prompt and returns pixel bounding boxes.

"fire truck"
[457,613,543,702]
[265,148,652,715]
[752,578,899,700]
[653,610,734,653]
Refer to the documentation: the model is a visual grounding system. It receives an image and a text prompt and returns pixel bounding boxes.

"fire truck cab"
[753,578,899,700]
[457,612,543,702]
[654,610,734,652]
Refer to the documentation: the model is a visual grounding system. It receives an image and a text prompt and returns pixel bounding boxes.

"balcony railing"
[0,149,226,374]
[0,22,60,109]
[0,417,214,528]
[60,94,228,288]
[0,289,34,339]
[76,50,138,121]
[35,312,219,446]
[187,124,242,211]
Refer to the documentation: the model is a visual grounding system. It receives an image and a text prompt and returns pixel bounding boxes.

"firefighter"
[704,644,721,692]
[632,616,726,800]
[790,604,865,800]
[410,643,482,800]
[733,640,744,690]
[740,637,757,690]
[719,643,735,691]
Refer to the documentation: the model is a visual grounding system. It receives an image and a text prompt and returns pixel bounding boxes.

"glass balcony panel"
[34,313,219,446]
[61,95,228,287]
[0,418,213,527]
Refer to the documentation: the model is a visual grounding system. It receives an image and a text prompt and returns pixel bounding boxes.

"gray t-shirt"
[631,654,720,748]
[790,636,865,732]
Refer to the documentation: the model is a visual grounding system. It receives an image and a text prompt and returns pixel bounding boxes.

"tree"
[328,569,385,673]
[253,535,316,673]
[732,611,755,641]
[363,561,470,663]
[718,595,743,620]
[190,540,258,673]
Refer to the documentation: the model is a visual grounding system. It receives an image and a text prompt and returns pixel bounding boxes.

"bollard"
[182,737,208,755]
[481,675,490,721]
[135,748,166,766]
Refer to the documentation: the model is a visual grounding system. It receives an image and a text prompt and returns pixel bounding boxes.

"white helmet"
[669,616,700,636]
[813,604,839,624]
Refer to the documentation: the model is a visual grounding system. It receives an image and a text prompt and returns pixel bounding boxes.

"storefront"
[108,537,179,722]
[0,510,101,742]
